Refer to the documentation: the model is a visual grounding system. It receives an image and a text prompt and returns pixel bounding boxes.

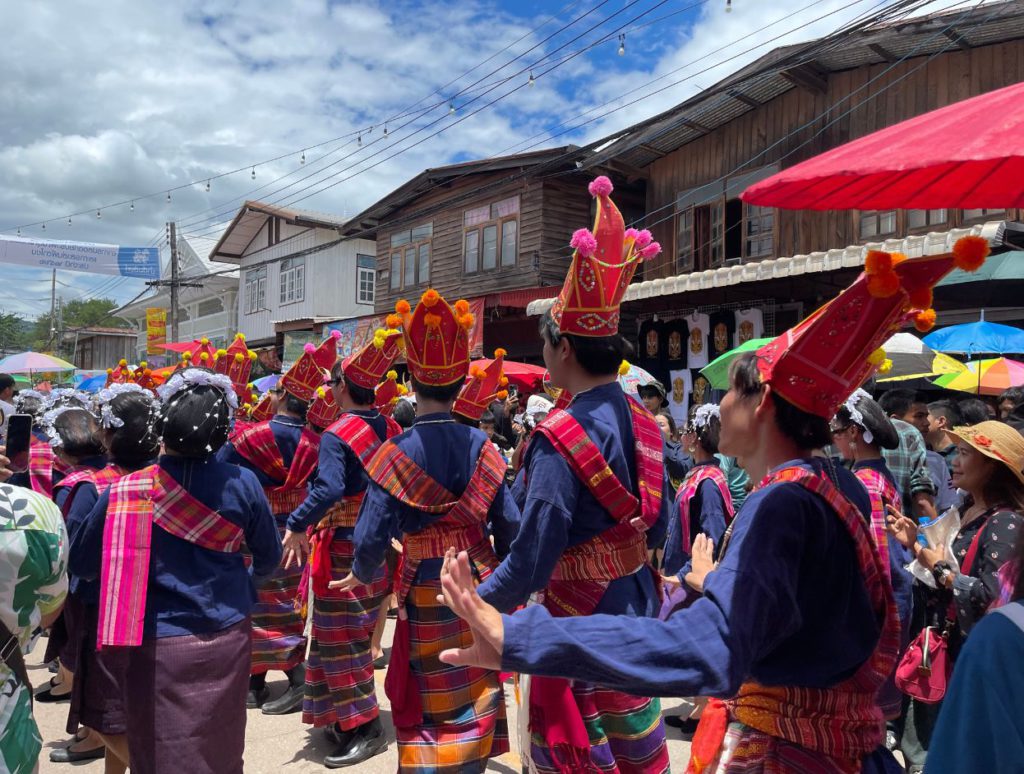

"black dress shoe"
[262,683,305,715]
[50,743,106,763]
[373,655,387,670]
[323,723,352,747]
[34,680,72,703]
[663,715,700,733]
[246,685,271,709]
[324,718,387,769]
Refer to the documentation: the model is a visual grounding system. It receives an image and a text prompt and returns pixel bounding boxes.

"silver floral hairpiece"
[40,405,95,447]
[95,383,152,428]
[14,389,46,410]
[692,403,720,431]
[157,370,239,410]
[841,388,873,444]
[46,387,89,409]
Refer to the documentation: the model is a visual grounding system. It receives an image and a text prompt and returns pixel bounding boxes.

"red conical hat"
[214,333,258,399]
[393,290,473,387]
[342,327,402,390]
[454,349,509,421]
[307,385,341,428]
[280,330,341,402]
[374,370,408,416]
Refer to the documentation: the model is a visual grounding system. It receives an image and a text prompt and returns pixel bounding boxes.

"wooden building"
[347,148,644,359]
[65,327,136,371]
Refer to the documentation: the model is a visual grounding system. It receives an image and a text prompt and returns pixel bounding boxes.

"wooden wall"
[373,171,595,313]
[641,40,1024,279]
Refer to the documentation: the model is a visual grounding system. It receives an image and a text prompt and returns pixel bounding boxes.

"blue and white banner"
[0,235,160,280]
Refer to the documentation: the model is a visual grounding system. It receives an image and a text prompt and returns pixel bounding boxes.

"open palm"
[437,550,504,671]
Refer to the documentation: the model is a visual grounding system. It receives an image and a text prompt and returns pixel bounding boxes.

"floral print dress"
[0,484,68,774]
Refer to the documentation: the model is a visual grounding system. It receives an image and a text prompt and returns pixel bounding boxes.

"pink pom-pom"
[304,343,316,354]
[330,329,341,340]
[570,228,598,257]
[624,227,640,241]
[588,176,613,197]
[638,241,661,260]
[635,229,653,249]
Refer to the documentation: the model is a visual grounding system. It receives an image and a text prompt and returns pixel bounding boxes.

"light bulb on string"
[449,101,456,115]
[383,124,388,136]
[528,71,535,87]
[41,223,46,231]
[16,228,20,237]
[358,133,362,147]
[167,191,172,203]
[300,151,305,164]
[205,180,211,192]
[130,201,135,212]
[726,0,732,11]
[67,217,72,226]
[618,34,626,56]
[96,209,101,219]
[251,167,256,180]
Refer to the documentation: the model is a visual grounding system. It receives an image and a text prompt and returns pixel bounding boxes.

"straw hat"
[947,420,1024,486]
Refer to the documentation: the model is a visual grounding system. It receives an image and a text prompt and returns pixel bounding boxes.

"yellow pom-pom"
[618,360,631,376]
[119,359,127,367]
[316,386,326,398]
[914,308,937,333]
[454,299,471,315]
[879,359,893,374]
[373,330,387,349]
[386,370,398,381]
[234,353,244,363]
[242,403,252,411]
[236,332,246,341]
[200,352,210,361]
[952,235,989,272]
[421,289,440,308]
[249,351,257,361]
[864,250,893,276]
[397,385,408,395]
[182,351,191,360]
[200,338,209,345]
[494,348,507,358]
[106,368,113,375]
[139,361,147,368]
[867,348,887,367]
[867,271,900,299]
[215,349,227,359]
[395,299,411,315]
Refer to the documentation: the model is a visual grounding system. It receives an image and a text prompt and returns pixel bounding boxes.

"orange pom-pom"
[494,348,507,358]
[386,314,402,329]
[890,252,908,266]
[458,313,475,329]
[914,308,937,332]
[424,313,442,329]
[395,299,411,315]
[866,271,900,298]
[499,376,509,387]
[864,250,893,276]
[496,390,508,401]
[470,366,485,379]
[454,299,470,315]
[421,289,440,308]
[907,286,933,310]
[952,235,989,272]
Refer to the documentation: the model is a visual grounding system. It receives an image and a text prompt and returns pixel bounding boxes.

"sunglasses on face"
[326,377,342,387]
[830,425,851,436]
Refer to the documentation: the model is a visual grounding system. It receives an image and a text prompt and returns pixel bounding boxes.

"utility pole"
[48,268,56,350]
[169,221,179,343]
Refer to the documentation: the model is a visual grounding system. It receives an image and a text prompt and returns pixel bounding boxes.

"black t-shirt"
[708,311,735,361]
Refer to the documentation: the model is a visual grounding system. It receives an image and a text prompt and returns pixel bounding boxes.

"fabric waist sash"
[302,495,365,602]
[395,521,496,609]
[266,487,308,515]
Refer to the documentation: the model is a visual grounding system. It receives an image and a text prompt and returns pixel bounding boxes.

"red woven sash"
[677,464,735,555]
[56,464,126,519]
[367,439,506,607]
[853,467,900,583]
[692,466,900,768]
[28,439,54,497]
[97,466,245,648]
[232,421,289,481]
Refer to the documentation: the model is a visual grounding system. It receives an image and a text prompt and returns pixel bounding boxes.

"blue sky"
[0,0,964,321]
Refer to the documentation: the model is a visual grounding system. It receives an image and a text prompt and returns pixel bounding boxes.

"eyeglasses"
[830,425,850,436]
[325,377,342,387]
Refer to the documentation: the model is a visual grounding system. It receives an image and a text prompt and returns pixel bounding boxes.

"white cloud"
[0,0,969,317]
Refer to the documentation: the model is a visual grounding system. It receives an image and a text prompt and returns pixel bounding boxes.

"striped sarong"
[398,579,509,772]
[302,537,389,731]
[250,518,307,674]
[529,684,668,774]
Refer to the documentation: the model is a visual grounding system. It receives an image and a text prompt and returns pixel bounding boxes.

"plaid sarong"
[97,466,245,649]
[28,438,55,497]
[676,464,734,555]
[251,520,307,674]
[688,466,900,773]
[525,399,668,774]
[302,537,389,730]
[398,579,509,771]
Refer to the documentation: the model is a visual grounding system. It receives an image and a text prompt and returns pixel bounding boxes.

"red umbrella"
[743,81,1024,210]
[470,358,545,393]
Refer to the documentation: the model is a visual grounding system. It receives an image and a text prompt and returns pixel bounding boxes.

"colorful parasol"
[743,82,1024,210]
[0,351,76,374]
[617,361,658,397]
[932,358,1024,396]
[875,332,967,382]
[922,317,1024,356]
[699,337,775,389]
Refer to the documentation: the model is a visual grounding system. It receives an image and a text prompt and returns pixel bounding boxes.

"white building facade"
[209,202,376,345]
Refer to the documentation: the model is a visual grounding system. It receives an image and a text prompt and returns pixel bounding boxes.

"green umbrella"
[699,337,775,389]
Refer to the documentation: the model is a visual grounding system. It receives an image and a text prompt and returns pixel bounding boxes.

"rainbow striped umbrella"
[933,358,1024,396]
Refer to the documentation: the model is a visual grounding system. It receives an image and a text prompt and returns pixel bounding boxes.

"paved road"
[33,619,693,772]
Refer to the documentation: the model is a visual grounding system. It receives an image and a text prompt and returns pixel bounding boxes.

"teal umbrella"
[699,337,775,389]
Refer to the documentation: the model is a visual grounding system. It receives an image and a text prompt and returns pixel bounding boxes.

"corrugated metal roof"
[586,2,1024,170]
[525,221,1011,316]
[208,201,354,263]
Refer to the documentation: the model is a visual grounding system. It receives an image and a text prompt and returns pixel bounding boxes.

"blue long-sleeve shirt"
[477,383,670,615]
[501,458,881,700]
[352,412,521,584]
[662,461,729,581]
[70,455,282,639]
[286,409,387,533]
[52,455,107,513]
[217,415,306,488]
